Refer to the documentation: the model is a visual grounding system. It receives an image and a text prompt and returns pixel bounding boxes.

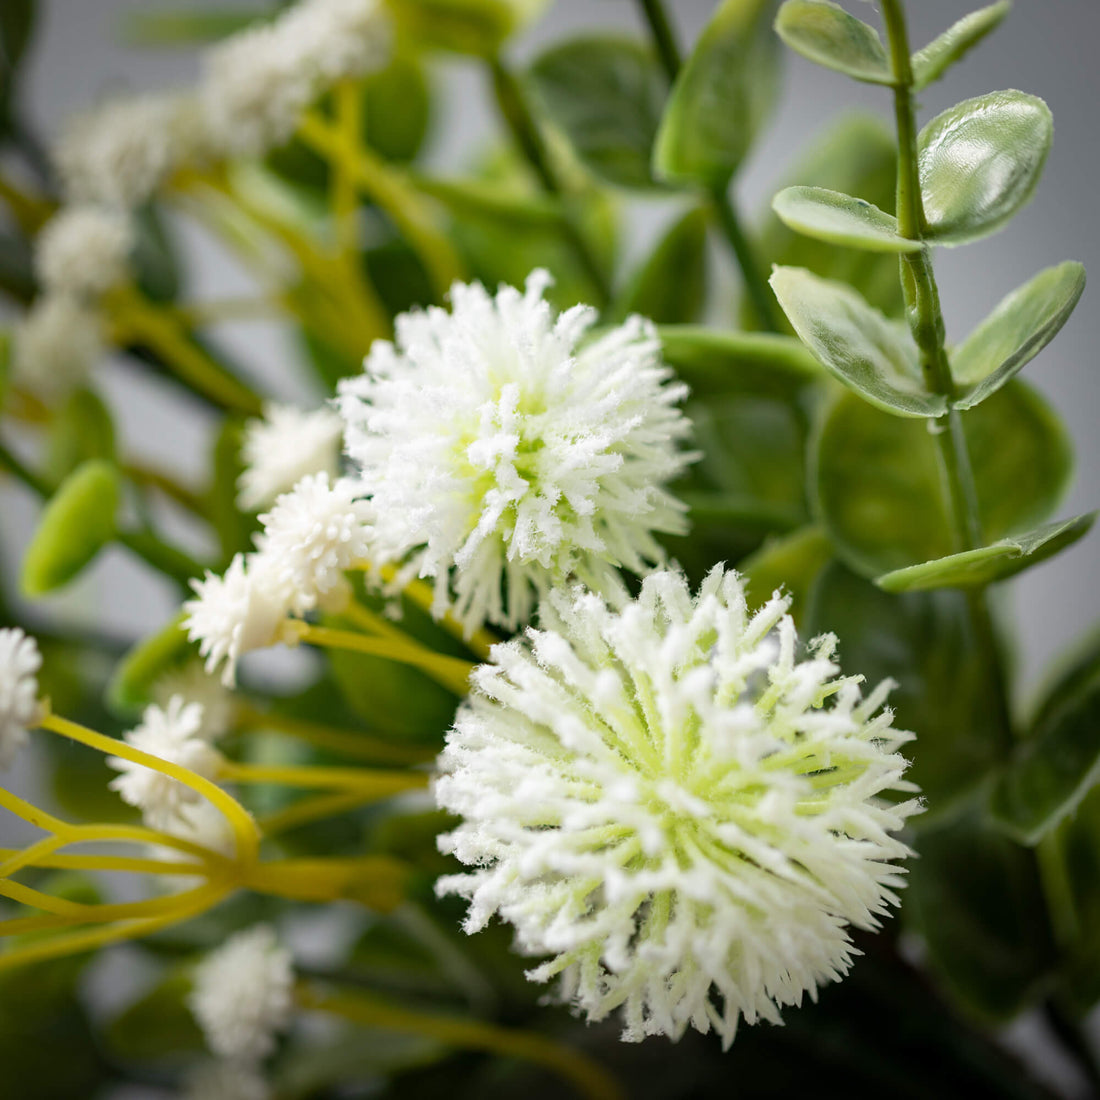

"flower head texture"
[238,402,344,512]
[190,925,294,1062]
[34,206,134,299]
[0,628,41,771]
[108,697,221,828]
[185,1061,270,1100]
[435,568,920,1047]
[338,271,694,635]
[13,295,103,399]
[154,661,239,743]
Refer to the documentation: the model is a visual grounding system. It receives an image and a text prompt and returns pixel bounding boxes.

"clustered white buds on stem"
[0,628,42,771]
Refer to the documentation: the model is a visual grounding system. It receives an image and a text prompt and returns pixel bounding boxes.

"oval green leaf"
[813,380,1072,577]
[774,0,892,84]
[529,36,666,191]
[953,261,1086,409]
[912,2,1012,92]
[107,613,192,714]
[876,512,1096,593]
[386,0,538,57]
[45,387,116,484]
[919,90,1053,246]
[772,186,921,253]
[770,266,943,416]
[654,0,782,188]
[21,460,120,597]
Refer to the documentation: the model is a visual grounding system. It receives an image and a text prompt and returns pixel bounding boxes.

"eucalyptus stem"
[487,58,614,308]
[711,185,784,333]
[637,0,682,82]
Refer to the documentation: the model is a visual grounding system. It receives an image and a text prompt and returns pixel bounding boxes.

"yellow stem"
[0,834,67,880]
[340,598,410,644]
[220,759,427,797]
[0,848,206,876]
[0,785,69,835]
[333,79,364,263]
[170,295,285,326]
[242,855,408,911]
[258,790,381,836]
[0,878,90,918]
[300,985,624,1100]
[62,823,232,865]
[0,172,54,233]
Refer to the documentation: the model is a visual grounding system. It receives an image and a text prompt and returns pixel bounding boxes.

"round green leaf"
[770,266,944,417]
[919,91,1053,246]
[21,460,120,597]
[654,0,782,188]
[876,512,1096,593]
[912,2,1012,92]
[953,261,1086,409]
[772,186,921,253]
[813,380,1072,577]
[774,0,892,84]
[45,387,116,484]
[386,0,539,57]
[107,613,192,714]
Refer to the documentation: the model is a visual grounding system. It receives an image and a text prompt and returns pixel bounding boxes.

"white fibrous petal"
[12,295,104,399]
[254,473,373,616]
[189,925,295,1063]
[35,206,135,298]
[183,554,289,687]
[238,403,344,512]
[338,270,695,636]
[0,629,42,771]
[184,1061,270,1100]
[154,661,240,743]
[435,568,921,1048]
[107,697,222,828]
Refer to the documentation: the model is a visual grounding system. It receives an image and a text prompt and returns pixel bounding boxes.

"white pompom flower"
[253,473,373,617]
[435,568,921,1048]
[189,924,295,1063]
[108,697,222,828]
[13,295,104,399]
[0,628,42,771]
[153,661,239,743]
[34,206,134,299]
[238,402,344,512]
[338,270,695,636]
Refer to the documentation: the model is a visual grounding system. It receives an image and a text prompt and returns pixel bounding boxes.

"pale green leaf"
[740,525,832,624]
[772,186,921,253]
[774,0,892,84]
[912,2,1012,91]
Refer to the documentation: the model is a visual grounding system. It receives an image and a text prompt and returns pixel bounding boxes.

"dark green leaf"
[775,0,892,84]
[771,266,943,416]
[44,387,116,484]
[813,380,1071,577]
[952,261,1086,409]
[653,0,782,187]
[772,186,920,253]
[876,513,1095,593]
[205,417,259,562]
[912,2,1012,92]
[0,0,36,72]
[104,968,204,1061]
[740,525,832,624]
[132,204,182,305]
[363,53,431,164]
[919,91,1053,246]
[529,36,665,191]
[616,207,708,323]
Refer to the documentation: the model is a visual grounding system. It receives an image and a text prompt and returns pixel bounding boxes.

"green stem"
[487,58,613,308]
[710,186,783,332]
[637,0,682,83]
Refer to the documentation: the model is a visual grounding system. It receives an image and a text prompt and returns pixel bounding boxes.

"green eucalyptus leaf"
[654,0,782,188]
[814,380,1072,577]
[953,261,1086,409]
[205,417,258,561]
[413,174,564,229]
[21,460,120,597]
[919,91,1053,246]
[912,2,1012,92]
[120,8,261,46]
[363,53,431,164]
[104,968,204,1061]
[386,0,540,56]
[740,525,832,624]
[108,613,191,714]
[131,205,182,305]
[529,36,665,191]
[905,807,1056,1021]
[774,0,892,84]
[772,186,921,253]
[990,639,1100,846]
[770,266,943,416]
[877,513,1095,593]
[45,387,116,484]
[617,207,708,323]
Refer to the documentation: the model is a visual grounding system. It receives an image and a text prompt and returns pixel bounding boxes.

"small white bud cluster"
[34,206,134,300]
[0,628,42,771]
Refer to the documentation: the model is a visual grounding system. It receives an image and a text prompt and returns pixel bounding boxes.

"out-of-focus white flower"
[0,628,41,771]
[238,403,344,512]
[184,554,289,687]
[189,925,295,1062]
[34,206,134,298]
[254,473,372,616]
[436,568,920,1048]
[154,661,239,743]
[338,270,695,636]
[152,799,237,889]
[184,1060,270,1100]
[13,295,103,399]
[200,0,390,158]
[108,697,222,828]
[54,91,207,208]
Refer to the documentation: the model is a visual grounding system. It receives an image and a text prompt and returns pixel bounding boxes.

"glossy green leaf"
[120,8,261,46]
[617,207,708,323]
[806,563,1007,811]
[877,513,1095,593]
[953,261,1086,409]
[814,380,1072,577]
[108,613,191,714]
[387,0,540,56]
[21,461,120,597]
[45,387,116,484]
[773,186,920,253]
[774,0,892,84]
[771,266,943,416]
[654,0,782,187]
[740,525,832,624]
[919,91,1053,246]
[912,2,1012,92]
[990,637,1100,845]
[529,36,665,191]
[905,807,1056,1020]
